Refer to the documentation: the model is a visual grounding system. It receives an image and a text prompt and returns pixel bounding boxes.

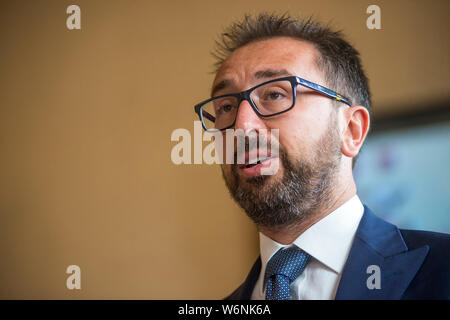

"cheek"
[275,121,316,157]
[278,131,306,160]
[215,134,232,165]
[285,103,332,137]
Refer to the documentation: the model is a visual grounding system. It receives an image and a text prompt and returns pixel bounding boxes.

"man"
[194,13,450,299]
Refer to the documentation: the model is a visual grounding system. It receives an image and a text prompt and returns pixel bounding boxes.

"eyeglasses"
[194,76,352,132]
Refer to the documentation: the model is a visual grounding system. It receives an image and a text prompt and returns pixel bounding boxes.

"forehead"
[214,37,322,90]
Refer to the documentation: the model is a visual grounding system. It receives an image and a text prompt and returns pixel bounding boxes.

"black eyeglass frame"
[194,75,352,132]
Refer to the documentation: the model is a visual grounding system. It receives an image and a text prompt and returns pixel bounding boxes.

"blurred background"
[0,0,449,299]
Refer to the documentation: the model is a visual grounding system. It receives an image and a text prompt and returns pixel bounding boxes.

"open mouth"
[241,158,270,169]
[238,157,272,169]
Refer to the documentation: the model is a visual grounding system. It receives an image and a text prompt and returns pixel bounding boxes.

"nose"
[234,99,266,132]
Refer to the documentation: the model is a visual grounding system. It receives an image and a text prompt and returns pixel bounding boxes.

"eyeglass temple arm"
[195,104,217,123]
[202,110,216,123]
[297,77,352,107]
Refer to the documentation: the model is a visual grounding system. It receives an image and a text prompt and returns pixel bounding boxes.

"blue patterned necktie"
[264,247,310,300]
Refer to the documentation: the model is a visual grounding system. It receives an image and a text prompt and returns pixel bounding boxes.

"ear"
[341,106,370,158]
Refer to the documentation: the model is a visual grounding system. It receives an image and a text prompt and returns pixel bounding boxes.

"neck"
[258,179,357,245]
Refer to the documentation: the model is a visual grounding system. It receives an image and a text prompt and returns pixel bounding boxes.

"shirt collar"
[259,194,364,275]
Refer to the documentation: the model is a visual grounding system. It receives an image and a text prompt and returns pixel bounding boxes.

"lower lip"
[238,158,274,177]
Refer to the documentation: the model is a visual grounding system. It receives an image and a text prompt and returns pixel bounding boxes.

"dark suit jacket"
[226,206,450,300]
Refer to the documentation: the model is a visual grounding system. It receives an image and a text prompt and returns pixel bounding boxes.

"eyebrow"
[211,79,231,97]
[211,69,293,97]
[254,69,292,79]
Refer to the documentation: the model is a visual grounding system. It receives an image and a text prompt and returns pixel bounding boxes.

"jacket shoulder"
[224,282,246,300]
[400,229,450,299]
[401,229,450,258]
[223,257,261,300]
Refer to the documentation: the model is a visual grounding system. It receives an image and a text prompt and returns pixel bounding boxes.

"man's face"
[213,37,343,228]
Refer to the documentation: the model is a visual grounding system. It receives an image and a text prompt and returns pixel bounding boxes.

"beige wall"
[0,0,449,299]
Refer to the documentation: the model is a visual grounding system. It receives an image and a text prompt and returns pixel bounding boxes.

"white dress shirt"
[251,195,364,300]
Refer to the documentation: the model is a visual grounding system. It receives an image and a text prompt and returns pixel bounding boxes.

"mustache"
[232,134,279,164]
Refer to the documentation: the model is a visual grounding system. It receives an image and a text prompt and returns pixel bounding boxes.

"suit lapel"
[335,206,429,299]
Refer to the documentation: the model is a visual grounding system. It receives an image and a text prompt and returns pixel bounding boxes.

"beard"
[221,117,342,229]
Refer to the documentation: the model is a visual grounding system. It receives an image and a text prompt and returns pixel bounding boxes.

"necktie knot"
[264,247,310,300]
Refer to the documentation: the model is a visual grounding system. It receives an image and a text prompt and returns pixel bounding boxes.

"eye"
[268,92,283,100]
[261,89,287,101]
[216,103,234,115]
[223,104,233,112]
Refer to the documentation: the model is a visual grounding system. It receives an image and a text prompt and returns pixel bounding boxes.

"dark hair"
[213,13,371,168]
